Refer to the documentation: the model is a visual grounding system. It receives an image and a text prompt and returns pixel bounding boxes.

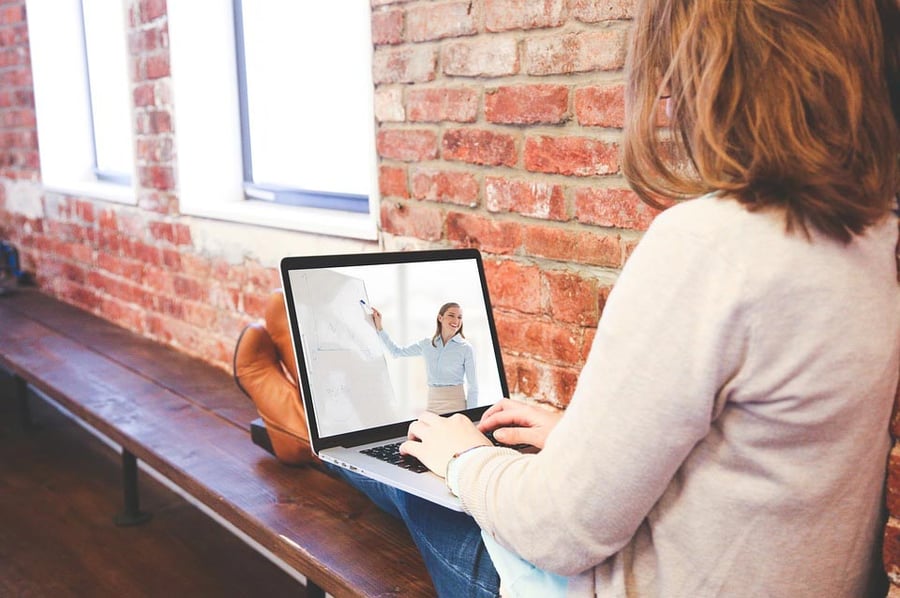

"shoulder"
[648,194,780,243]
[635,194,795,273]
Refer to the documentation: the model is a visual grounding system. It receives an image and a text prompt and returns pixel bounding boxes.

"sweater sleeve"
[455,208,751,575]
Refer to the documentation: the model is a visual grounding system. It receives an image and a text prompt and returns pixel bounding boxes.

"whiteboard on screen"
[288,268,399,437]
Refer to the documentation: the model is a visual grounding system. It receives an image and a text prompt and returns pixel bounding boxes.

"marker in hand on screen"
[360,299,373,315]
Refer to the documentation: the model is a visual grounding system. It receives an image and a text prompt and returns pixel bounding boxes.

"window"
[168,2,378,240]
[26,0,135,203]
[80,0,133,186]
[234,1,372,214]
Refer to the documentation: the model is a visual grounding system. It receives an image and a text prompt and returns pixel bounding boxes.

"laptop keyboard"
[361,434,531,474]
[361,442,429,473]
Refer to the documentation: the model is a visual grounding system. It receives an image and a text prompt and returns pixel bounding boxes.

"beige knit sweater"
[457,196,900,597]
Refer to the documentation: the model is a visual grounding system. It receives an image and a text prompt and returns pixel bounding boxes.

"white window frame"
[167,2,379,241]
[26,0,136,204]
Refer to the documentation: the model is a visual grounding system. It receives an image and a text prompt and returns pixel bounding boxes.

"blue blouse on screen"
[377,330,478,405]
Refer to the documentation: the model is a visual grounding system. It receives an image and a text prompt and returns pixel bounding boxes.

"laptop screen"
[281,248,508,447]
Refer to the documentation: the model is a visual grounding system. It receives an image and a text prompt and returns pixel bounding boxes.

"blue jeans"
[326,464,500,597]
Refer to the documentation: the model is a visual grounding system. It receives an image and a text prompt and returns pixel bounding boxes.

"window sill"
[43,180,137,206]
[184,198,379,241]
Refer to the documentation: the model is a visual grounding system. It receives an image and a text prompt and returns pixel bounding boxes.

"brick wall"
[0,0,896,591]
[373,0,656,406]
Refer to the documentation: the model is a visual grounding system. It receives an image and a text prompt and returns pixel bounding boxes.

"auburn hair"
[623,0,900,243]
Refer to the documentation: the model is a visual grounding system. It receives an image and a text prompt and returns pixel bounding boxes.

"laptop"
[280,248,509,511]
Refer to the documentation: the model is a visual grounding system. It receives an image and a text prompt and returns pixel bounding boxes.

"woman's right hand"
[477,398,563,450]
[371,307,383,331]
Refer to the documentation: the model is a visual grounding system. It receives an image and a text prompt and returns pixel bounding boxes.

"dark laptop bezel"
[280,248,509,451]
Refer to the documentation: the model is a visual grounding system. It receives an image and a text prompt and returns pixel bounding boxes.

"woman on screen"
[370,302,477,413]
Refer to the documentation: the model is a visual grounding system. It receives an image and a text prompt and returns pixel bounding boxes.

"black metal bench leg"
[113,449,153,526]
[306,581,325,598]
[13,374,33,430]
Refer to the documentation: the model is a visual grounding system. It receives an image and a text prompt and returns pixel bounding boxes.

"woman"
[371,302,477,413]
[333,1,900,596]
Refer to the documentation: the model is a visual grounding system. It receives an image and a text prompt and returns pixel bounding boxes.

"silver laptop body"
[280,248,508,511]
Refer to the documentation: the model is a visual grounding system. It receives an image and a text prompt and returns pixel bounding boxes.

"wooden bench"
[0,288,434,597]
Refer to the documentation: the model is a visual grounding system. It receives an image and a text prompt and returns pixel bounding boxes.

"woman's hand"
[477,398,563,450]
[371,307,383,331]
[400,411,491,477]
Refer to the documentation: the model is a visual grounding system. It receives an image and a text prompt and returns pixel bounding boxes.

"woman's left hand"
[400,411,492,477]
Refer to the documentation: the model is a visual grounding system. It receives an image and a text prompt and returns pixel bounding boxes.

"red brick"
[551,366,580,406]
[502,354,540,398]
[380,201,444,241]
[581,325,598,361]
[380,165,410,199]
[181,254,213,280]
[524,135,618,176]
[524,29,627,75]
[137,191,179,214]
[161,248,182,269]
[888,446,900,516]
[495,312,586,366]
[446,211,523,254]
[1,5,25,24]
[373,46,437,84]
[407,87,479,123]
[410,168,479,206]
[371,9,404,45]
[97,253,144,281]
[144,54,170,80]
[374,87,405,122]
[885,516,900,583]
[133,83,156,107]
[575,85,625,128]
[137,137,174,162]
[406,1,476,42]
[485,84,569,125]
[57,281,101,312]
[173,274,208,302]
[501,353,579,405]
[61,241,92,263]
[570,0,633,22]
[485,176,567,220]
[242,290,270,319]
[210,284,241,312]
[148,220,192,246]
[442,128,518,167]
[376,129,439,162]
[442,38,520,77]
[244,263,280,291]
[99,296,145,332]
[122,238,162,268]
[574,187,659,230]
[74,200,95,224]
[142,265,175,295]
[545,269,600,326]
[138,0,167,23]
[483,258,542,314]
[138,165,175,191]
[524,224,622,267]
[130,26,166,54]
[182,301,217,328]
[89,269,144,304]
[484,0,566,32]
[139,109,172,134]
